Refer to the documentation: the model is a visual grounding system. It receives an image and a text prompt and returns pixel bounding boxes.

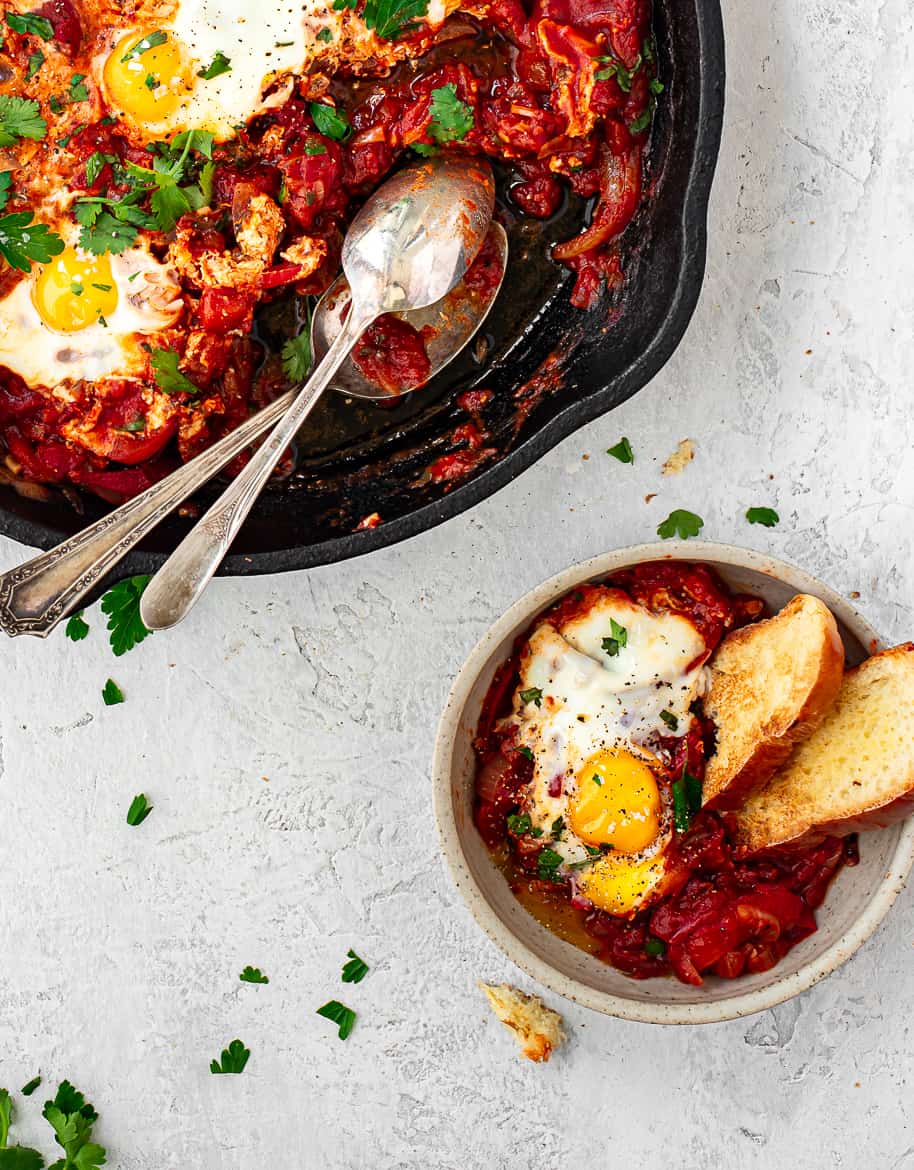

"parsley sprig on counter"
[210,1039,250,1075]
[0,1081,107,1170]
[341,949,369,984]
[0,172,64,272]
[126,793,153,825]
[656,509,704,540]
[100,574,153,655]
[240,965,269,984]
[316,1000,356,1040]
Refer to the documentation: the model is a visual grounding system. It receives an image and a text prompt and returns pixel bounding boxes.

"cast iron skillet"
[0,0,725,576]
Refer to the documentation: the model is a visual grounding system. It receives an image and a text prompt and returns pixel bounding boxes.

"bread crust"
[702,595,845,811]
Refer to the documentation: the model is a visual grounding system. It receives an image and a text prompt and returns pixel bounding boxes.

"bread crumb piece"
[479,982,565,1062]
[661,438,695,476]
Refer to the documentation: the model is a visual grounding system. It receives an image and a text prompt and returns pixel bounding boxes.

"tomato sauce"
[473,562,857,986]
[0,0,657,500]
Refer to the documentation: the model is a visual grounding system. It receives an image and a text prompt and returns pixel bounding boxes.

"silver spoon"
[138,155,495,630]
[0,180,504,639]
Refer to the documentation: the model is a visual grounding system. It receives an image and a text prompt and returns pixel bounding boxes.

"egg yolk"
[33,249,118,333]
[104,31,194,123]
[569,748,661,853]
[576,853,667,917]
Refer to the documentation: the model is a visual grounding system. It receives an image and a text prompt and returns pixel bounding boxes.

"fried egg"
[509,589,709,916]
[0,231,183,388]
[96,0,460,142]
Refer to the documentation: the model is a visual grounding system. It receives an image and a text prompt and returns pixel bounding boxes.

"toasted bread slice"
[730,644,914,852]
[702,594,845,810]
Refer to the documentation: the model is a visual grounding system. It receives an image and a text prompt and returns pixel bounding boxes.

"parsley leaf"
[126,793,152,826]
[316,1000,356,1040]
[506,812,531,835]
[239,965,269,984]
[518,686,542,707]
[74,192,150,256]
[517,745,533,761]
[316,26,333,42]
[5,11,54,39]
[102,678,124,705]
[100,574,153,655]
[595,51,641,91]
[0,211,64,273]
[124,131,214,232]
[210,1039,250,1074]
[149,348,200,396]
[746,506,779,528]
[281,331,311,383]
[64,611,89,641]
[198,50,231,78]
[424,84,473,144]
[26,51,44,80]
[601,618,627,657]
[309,101,350,141]
[656,509,704,540]
[671,767,702,834]
[171,129,215,158]
[20,1078,41,1098]
[551,816,564,839]
[536,847,564,882]
[644,936,666,957]
[659,709,678,731]
[84,152,116,187]
[362,0,429,38]
[629,105,653,134]
[607,436,633,463]
[68,73,89,103]
[120,30,167,62]
[332,0,358,8]
[341,949,369,984]
[42,1080,105,1170]
[0,96,46,145]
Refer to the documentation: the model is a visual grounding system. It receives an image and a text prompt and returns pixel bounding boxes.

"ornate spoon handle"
[0,387,296,638]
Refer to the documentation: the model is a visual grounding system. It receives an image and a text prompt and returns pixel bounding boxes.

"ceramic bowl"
[432,541,914,1024]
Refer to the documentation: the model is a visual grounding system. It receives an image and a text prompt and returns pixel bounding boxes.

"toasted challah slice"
[701,594,845,810]
[730,644,914,853]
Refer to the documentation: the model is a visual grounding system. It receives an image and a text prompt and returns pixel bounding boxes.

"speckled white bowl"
[432,541,914,1024]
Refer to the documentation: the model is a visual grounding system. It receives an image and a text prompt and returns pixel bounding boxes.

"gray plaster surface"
[2,0,914,1165]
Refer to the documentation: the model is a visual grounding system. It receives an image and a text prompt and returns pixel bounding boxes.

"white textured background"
[3,0,914,1166]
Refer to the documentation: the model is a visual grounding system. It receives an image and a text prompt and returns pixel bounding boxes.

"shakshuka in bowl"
[432,542,914,1023]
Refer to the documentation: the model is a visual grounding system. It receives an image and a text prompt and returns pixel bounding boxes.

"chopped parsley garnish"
[120,30,168,62]
[607,436,633,463]
[102,678,124,705]
[240,965,269,984]
[309,101,351,141]
[362,0,429,39]
[84,151,117,187]
[519,686,543,707]
[659,709,678,731]
[198,50,232,79]
[644,936,666,957]
[591,773,603,786]
[210,1039,250,1074]
[68,73,89,102]
[672,765,702,834]
[65,611,89,641]
[341,949,369,984]
[116,416,146,433]
[26,50,44,79]
[126,793,152,825]
[100,574,153,655]
[0,95,46,145]
[517,745,534,761]
[746,506,779,528]
[416,83,473,153]
[70,281,83,296]
[506,812,532,835]
[551,816,564,839]
[629,104,654,134]
[124,129,216,233]
[601,618,627,657]
[536,847,564,882]
[595,51,641,90]
[5,11,55,39]
[316,26,333,41]
[281,330,312,383]
[316,1000,356,1040]
[74,193,149,256]
[331,0,358,8]
[304,138,327,155]
[656,509,704,540]
[150,347,201,396]
[649,77,665,95]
